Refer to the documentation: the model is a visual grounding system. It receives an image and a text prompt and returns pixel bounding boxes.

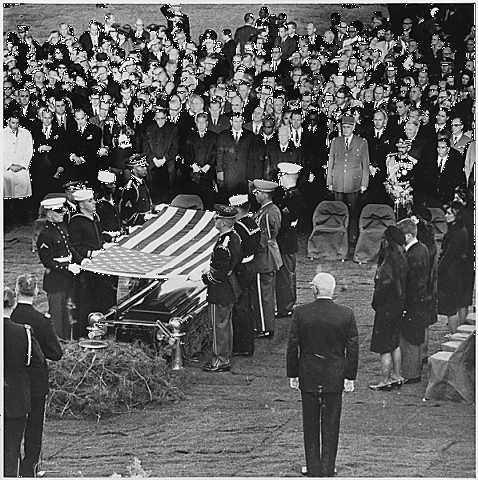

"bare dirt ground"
[3,225,475,478]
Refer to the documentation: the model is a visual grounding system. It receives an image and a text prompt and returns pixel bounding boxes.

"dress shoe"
[302,466,337,477]
[390,378,404,389]
[369,382,392,391]
[232,351,253,357]
[256,330,274,338]
[403,376,421,384]
[202,362,231,373]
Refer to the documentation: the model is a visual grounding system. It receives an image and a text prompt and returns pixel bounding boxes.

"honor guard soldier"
[202,204,242,372]
[69,188,112,339]
[62,180,88,222]
[274,162,306,317]
[251,180,282,338]
[96,170,123,242]
[36,196,82,340]
[119,153,154,227]
[229,194,261,357]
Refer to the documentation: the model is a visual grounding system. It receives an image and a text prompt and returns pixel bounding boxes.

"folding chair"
[353,204,395,264]
[307,200,349,260]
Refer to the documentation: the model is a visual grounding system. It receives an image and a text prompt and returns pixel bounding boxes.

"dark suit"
[248,132,277,182]
[66,123,102,186]
[30,122,68,204]
[184,130,218,210]
[274,35,298,61]
[3,319,44,478]
[287,297,358,477]
[143,121,179,203]
[401,241,430,379]
[265,142,303,181]
[434,149,466,205]
[216,128,254,201]
[234,24,256,55]
[364,127,396,206]
[11,303,62,477]
[207,114,231,135]
[78,31,105,58]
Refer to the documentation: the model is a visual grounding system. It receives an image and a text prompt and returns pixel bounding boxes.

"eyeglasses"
[451,123,462,127]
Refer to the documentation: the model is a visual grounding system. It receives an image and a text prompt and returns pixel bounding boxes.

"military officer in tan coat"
[326,115,370,246]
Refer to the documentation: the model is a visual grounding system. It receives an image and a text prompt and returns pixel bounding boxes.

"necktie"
[235,132,239,143]
[453,136,458,145]
[376,130,381,139]
[295,130,299,144]
[345,137,349,149]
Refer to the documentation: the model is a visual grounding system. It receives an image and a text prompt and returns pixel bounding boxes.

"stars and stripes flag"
[81,205,218,279]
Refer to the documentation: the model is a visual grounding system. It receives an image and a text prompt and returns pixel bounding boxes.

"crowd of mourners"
[3,4,476,476]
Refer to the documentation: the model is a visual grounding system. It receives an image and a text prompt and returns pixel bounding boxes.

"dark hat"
[341,115,355,125]
[117,26,129,36]
[396,138,412,148]
[252,179,279,192]
[96,52,109,62]
[213,204,238,218]
[126,153,148,168]
[384,225,405,245]
[63,180,87,191]
[411,203,432,222]
[147,23,160,32]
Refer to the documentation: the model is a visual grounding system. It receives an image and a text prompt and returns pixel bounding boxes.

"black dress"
[370,256,407,354]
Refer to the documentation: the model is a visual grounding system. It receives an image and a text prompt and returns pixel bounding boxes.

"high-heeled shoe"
[369,382,392,391]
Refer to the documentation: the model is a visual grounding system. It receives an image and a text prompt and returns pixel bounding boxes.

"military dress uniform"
[68,208,110,339]
[202,205,242,372]
[119,173,153,227]
[231,199,260,356]
[274,182,306,317]
[37,220,82,340]
[96,196,123,242]
[251,181,283,336]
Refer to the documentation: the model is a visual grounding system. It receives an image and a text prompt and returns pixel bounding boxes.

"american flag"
[81,205,218,279]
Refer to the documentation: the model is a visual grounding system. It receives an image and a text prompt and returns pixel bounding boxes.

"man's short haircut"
[16,274,38,297]
[397,218,417,237]
[311,272,336,297]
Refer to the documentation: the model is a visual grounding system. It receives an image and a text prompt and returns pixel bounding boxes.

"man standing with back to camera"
[287,272,358,478]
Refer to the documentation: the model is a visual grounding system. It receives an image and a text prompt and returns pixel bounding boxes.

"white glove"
[80,258,91,266]
[91,249,102,258]
[144,212,155,221]
[344,379,355,392]
[289,377,300,390]
[201,164,211,173]
[191,163,201,173]
[369,165,378,177]
[67,263,81,275]
[308,173,315,183]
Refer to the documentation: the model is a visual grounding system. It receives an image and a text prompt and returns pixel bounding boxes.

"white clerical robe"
[3,126,34,198]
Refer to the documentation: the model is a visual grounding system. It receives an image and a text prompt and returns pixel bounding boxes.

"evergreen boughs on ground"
[47,340,183,420]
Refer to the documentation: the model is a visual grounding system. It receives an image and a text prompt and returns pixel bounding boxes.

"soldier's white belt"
[119,143,132,149]
[242,255,254,263]
[54,256,72,262]
[104,231,121,237]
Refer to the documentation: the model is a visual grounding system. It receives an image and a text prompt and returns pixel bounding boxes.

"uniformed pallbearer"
[119,153,154,228]
[36,196,82,340]
[229,194,260,356]
[251,179,282,338]
[202,204,242,372]
[274,162,306,317]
